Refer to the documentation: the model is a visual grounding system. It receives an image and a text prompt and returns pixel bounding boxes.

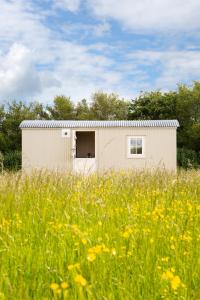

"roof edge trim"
[19,120,180,129]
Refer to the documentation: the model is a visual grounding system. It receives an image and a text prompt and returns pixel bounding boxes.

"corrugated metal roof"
[20,120,180,128]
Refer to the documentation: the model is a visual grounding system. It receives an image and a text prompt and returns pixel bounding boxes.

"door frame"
[71,129,96,173]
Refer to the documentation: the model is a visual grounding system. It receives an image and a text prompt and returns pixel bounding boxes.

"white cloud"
[93,21,111,36]
[0,44,42,100]
[61,21,111,39]
[156,51,200,88]
[54,0,80,12]
[1,0,200,104]
[38,41,123,101]
[0,0,123,103]
[87,0,200,33]
[128,50,200,90]
[0,0,52,57]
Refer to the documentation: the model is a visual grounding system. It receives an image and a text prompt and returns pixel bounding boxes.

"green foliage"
[45,93,129,120]
[0,104,5,121]
[128,82,200,160]
[90,91,129,120]
[129,91,177,120]
[75,99,91,120]
[0,101,48,154]
[0,151,4,172]
[177,148,200,169]
[3,150,21,171]
[47,95,75,120]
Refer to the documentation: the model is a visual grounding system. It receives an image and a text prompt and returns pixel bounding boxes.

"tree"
[0,100,48,170]
[0,105,4,122]
[0,105,5,152]
[176,83,200,151]
[128,82,200,154]
[47,96,75,120]
[0,101,48,154]
[128,90,177,120]
[75,99,91,120]
[90,92,129,120]
[0,151,3,172]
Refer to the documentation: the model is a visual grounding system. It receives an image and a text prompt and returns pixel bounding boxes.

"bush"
[177,148,199,169]
[3,150,21,171]
[0,151,4,172]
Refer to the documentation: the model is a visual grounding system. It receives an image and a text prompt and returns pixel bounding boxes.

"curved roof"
[20,120,179,128]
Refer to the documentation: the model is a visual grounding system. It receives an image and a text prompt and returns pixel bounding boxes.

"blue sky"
[0,0,200,103]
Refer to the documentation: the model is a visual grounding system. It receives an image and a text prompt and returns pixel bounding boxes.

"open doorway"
[76,131,95,158]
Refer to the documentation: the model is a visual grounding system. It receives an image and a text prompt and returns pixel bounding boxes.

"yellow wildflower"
[56,289,61,296]
[61,282,69,289]
[171,276,181,290]
[170,267,175,273]
[181,234,192,242]
[50,283,59,290]
[81,238,87,245]
[88,244,109,254]
[68,264,74,270]
[75,274,87,287]
[162,268,183,291]
[122,228,133,238]
[161,257,169,262]
[162,270,174,280]
[102,245,110,253]
[88,245,101,254]
[67,263,80,271]
[87,253,96,262]
[111,248,116,256]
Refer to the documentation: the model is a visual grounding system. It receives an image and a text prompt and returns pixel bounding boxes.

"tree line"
[0,82,200,170]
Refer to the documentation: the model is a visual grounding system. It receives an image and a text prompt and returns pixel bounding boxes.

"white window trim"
[127,136,145,158]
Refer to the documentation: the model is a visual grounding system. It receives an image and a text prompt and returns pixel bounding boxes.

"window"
[127,136,145,158]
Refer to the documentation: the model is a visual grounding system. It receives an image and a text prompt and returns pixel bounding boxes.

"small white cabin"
[20,120,179,173]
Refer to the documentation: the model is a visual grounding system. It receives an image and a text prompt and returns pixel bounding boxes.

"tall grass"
[0,170,200,299]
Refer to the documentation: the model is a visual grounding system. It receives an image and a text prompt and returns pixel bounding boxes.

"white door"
[72,130,96,174]
[74,158,96,174]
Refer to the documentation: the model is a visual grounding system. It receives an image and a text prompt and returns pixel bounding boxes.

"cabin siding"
[97,127,176,171]
[21,126,177,172]
[22,129,71,172]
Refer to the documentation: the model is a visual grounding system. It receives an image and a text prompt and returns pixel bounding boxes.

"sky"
[1,0,200,104]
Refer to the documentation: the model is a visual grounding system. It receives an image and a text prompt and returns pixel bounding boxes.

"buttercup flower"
[50,283,59,291]
[87,253,96,262]
[61,282,69,289]
[74,274,87,287]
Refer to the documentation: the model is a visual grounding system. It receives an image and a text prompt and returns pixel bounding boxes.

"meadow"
[0,170,200,300]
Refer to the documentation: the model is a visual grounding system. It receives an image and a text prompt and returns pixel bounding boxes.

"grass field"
[0,170,200,300]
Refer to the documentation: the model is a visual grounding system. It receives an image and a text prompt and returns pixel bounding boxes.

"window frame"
[127,136,145,158]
